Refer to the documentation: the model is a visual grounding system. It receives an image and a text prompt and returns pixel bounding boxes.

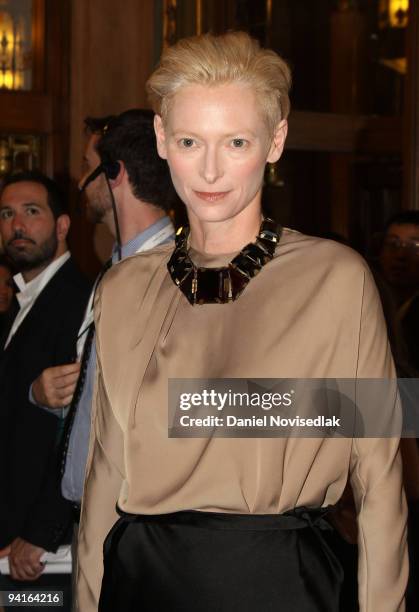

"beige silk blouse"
[76,228,408,612]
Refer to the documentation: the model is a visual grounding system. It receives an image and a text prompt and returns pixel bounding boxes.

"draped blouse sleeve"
[349,266,408,612]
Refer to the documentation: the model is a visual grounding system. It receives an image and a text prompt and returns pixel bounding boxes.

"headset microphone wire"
[104,172,122,262]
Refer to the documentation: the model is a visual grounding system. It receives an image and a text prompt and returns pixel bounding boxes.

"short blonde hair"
[146,31,292,134]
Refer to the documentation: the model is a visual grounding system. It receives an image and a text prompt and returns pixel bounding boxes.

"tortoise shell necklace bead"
[167,218,281,305]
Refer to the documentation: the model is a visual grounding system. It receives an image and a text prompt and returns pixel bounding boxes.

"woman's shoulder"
[102,242,174,291]
[277,227,369,273]
[94,242,175,344]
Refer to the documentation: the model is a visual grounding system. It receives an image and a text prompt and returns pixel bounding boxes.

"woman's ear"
[154,115,168,160]
[267,120,288,164]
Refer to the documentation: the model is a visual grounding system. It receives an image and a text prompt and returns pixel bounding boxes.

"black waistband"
[115,505,333,532]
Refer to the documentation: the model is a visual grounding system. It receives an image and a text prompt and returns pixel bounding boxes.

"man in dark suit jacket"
[0,171,90,588]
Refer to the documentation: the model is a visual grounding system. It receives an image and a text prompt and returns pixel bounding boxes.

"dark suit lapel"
[3,257,75,356]
[0,297,18,350]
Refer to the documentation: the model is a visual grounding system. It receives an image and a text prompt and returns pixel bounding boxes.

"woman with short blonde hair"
[77,31,407,612]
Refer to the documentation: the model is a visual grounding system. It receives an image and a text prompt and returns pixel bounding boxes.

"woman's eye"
[180,138,195,148]
[232,139,246,148]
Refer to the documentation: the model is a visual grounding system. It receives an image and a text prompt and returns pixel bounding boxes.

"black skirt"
[98,506,343,612]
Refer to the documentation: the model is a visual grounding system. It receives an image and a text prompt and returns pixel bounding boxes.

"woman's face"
[155,83,287,225]
[0,264,13,313]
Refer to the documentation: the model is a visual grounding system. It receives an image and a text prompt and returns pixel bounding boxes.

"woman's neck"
[188,204,263,254]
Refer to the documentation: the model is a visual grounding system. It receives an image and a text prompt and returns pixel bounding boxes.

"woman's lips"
[193,191,230,202]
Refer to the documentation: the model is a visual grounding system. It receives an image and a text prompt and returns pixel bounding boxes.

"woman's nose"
[200,147,223,184]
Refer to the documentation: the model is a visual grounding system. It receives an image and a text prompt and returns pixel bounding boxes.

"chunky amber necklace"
[167,218,281,305]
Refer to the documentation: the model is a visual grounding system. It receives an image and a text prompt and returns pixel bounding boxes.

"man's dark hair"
[84,109,174,212]
[385,210,419,232]
[1,171,67,219]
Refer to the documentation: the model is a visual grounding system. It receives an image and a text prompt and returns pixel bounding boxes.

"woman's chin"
[184,202,257,227]
[186,207,236,225]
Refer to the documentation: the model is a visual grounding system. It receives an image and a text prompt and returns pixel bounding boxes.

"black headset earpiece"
[79,160,120,192]
[102,160,120,180]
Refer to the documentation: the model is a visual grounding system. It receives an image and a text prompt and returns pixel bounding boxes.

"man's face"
[0,181,59,272]
[79,134,112,223]
[380,223,419,290]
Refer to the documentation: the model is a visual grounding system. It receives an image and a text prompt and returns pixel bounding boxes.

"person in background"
[26,109,176,604]
[0,171,90,612]
[379,210,419,372]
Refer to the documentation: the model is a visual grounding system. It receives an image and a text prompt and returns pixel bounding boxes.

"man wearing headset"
[9,109,176,585]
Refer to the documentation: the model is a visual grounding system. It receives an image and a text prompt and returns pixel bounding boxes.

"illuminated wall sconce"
[389,0,409,28]
[379,0,409,29]
[0,2,32,90]
[0,10,14,88]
